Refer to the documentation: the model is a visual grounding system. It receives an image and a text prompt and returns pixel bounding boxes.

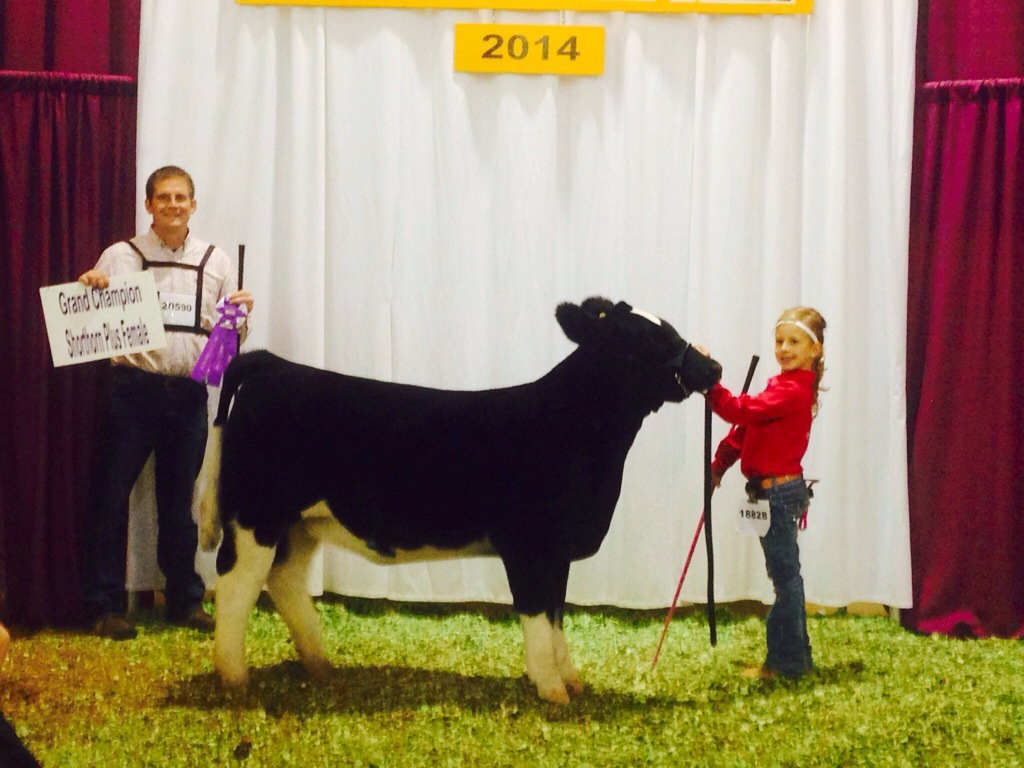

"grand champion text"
[58,283,153,359]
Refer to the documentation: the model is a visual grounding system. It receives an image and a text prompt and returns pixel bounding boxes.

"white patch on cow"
[520,614,570,704]
[630,307,662,326]
[214,524,275,689]
[300,501,496,564]
[266,521,332,680]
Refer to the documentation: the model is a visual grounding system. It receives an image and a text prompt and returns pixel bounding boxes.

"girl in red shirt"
[705,306,826,679]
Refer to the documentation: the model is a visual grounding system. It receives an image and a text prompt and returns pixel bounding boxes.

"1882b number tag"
[736,497,770,538]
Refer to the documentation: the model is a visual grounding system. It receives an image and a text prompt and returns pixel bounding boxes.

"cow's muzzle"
[672,343,722,399]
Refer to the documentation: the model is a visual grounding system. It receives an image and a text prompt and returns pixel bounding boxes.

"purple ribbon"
[191,298,247,386]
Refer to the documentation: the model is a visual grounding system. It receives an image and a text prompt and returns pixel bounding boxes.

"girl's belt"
[757,473,801,489]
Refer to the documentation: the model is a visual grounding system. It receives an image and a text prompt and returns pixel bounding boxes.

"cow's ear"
[580,296,617,317]
[557,301,600,345]
[557,296,618,344]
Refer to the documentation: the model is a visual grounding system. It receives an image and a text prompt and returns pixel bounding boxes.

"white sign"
[735,496,771,538]
[39,272,167,367]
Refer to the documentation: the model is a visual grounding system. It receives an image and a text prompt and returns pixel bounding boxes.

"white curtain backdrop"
[127,0,916,610]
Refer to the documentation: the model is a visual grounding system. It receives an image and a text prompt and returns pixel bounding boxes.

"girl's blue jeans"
[759,477,813,677]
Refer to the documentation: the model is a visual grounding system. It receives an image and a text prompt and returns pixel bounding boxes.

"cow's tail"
[199,351,282,551]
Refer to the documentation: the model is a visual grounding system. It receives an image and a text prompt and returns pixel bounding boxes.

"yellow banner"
[455,24,603,75]
[238,0,812,14]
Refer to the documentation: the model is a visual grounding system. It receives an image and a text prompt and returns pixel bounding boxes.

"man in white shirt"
[78,166,254,640]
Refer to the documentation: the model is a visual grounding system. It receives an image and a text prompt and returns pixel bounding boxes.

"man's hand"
[78,269,109,288]
[227,289,254,314]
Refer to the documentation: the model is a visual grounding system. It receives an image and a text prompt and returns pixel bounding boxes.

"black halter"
[668,342,695,399]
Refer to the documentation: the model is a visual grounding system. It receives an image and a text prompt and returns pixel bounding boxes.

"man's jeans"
[759,477,813,677]
[80,366,208,622]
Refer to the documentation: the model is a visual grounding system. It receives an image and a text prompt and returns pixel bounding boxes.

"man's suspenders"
[126,240,215,336]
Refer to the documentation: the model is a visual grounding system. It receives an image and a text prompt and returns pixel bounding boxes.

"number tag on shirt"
[159,291,196,327]
[735,497,771,538]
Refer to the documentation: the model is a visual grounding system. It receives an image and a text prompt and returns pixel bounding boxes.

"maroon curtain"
[904,2,1024,638]
[1,0,139,75]
[1,1,139,627]
[922,3,1024,81]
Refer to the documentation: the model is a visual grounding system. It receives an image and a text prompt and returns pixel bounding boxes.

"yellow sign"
[238,0,812,14]
[455,24,602,76]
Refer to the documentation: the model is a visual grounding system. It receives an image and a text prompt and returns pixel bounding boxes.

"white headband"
[776,320,820,346]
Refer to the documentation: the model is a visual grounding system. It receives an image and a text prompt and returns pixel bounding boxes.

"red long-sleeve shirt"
[706,368,815,480]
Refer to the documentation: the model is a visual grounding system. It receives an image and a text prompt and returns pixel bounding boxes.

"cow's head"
[556,297,722,407]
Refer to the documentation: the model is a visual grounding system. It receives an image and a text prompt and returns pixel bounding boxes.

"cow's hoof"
[219,670,249,691]
[536,681,571,704]
[302,657,333,681]
[563,675,584,696]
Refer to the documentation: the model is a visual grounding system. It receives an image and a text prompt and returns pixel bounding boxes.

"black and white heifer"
[199,297,721,703]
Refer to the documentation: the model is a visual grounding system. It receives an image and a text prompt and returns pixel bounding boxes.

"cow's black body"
[203,297,721,702]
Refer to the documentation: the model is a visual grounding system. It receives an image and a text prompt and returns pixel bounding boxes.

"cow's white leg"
[520,614,569,704]
[552,622,583,695]
[214,525,275,689]
[197,426,222,551]
[266,521,331,680]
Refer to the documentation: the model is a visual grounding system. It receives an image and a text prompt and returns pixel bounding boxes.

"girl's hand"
[692,345,715,395]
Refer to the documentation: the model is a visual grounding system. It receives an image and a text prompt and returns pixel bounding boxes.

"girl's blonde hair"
[777,306,827,415]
